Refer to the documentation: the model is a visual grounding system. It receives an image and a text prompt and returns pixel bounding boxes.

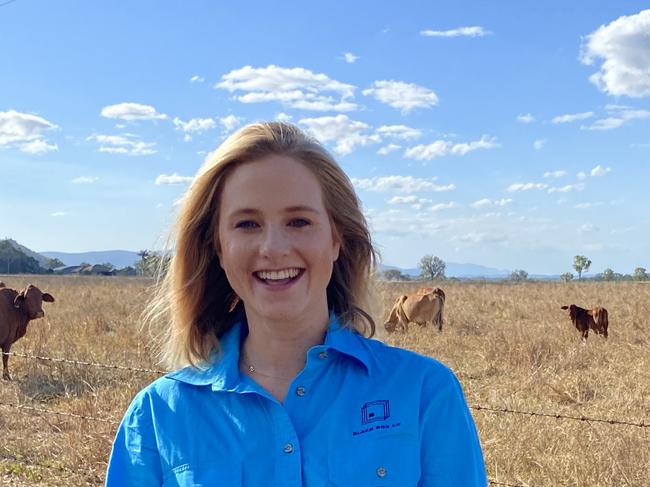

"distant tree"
[101,262,115,271]
[601,268,615,281]
[419,255,446,280]
[383,269,411,281]
[0,240,42,274]
[136,250,170,277]
[80,261,91,267]
[510,269,528,282]
[560,272,573,283]
[573,255,592,280]
[633,267,648,281]
[44,257,65,269]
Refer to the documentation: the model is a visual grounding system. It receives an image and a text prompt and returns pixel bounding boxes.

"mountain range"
[0,239,557,278]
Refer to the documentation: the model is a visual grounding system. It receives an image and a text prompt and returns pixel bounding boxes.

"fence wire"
[470,404,648,429]
[3,351,649,429]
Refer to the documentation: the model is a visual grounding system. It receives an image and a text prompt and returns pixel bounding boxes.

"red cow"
[0,284,55,380]
[561,304,608,341]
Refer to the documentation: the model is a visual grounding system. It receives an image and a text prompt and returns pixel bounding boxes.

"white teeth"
[256,268,301,280]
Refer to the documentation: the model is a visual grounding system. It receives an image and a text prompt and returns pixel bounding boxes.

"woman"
[106,122,487,486]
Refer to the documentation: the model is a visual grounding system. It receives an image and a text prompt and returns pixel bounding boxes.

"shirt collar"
[167,311,373,388]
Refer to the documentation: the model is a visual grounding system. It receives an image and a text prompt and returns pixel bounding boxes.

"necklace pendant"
[248,365,255,373]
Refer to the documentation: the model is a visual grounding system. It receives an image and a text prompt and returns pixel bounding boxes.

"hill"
[39,250,141,268]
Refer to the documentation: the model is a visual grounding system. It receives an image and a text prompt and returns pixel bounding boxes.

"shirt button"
[318,351,328,359]
[283,443,294,454]
[376,467,387,478]
[296,386,306,397]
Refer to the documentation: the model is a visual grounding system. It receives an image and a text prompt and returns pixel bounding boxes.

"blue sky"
[1,1,649,275]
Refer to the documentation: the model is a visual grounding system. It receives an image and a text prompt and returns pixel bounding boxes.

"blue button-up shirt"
[106,315,487,486]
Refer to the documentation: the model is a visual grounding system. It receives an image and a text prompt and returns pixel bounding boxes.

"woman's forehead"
[219,156,327,211]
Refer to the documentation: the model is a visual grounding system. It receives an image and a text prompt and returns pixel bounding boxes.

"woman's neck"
[239,309,330,402]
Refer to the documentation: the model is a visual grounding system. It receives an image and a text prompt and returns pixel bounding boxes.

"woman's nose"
[259,226,290,257]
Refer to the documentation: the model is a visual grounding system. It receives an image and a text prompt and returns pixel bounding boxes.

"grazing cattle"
[561,304,608,341]
[0,284,55,380]
[385,287,445,333]
[0,282,4,288]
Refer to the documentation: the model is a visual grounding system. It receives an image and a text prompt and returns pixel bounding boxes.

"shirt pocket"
[329,434,421,487]
[162,461,242,487]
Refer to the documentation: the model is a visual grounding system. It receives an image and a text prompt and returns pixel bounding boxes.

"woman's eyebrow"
[284,205,321,214]
[228,205,321,217]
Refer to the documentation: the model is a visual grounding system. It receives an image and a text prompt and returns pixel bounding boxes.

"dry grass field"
[1,275,649,486]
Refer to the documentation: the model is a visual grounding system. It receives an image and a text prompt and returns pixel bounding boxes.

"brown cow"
[385,287,445,333]
[561,304,608,341]
[0,282,4,288]
[0,284,55,380]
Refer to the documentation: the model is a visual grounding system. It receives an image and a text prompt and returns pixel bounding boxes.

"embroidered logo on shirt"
[361,400,390,425]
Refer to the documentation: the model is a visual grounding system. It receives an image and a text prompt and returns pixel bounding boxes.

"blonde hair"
[145,121,378,369]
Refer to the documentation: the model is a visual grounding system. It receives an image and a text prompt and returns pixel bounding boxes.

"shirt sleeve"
[105,389,164,487]
[418,366,487,487]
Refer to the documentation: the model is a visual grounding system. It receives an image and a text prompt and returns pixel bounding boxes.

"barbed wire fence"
[2,351,648,486]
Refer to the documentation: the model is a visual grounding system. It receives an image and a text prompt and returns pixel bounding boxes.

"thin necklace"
[240,348,295,381]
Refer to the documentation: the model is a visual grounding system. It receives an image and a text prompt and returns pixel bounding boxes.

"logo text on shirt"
[352,400,401,436]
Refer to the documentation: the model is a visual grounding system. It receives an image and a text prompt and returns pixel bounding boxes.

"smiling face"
[216,154,341,327]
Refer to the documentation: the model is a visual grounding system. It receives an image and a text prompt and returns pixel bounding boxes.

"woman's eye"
[290,218,310,227]
[235,220,259,229]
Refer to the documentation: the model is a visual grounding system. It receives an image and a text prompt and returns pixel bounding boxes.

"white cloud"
[343,52,359,63]
[517,113,535,124]
[100,102,167,121]
[215,65,357,112]
[575,202,604,209]
[155,173,194,185]
[471,198,512,208]
[533,139,546,150]
[299,114,380,155]
[276,112,292,122]
[404,135,498,160]
[388,195,433,210]
[590,164,611,176]
[362,80,438,114]
[87,134,157,156]
[548,183,585,193]
[377,143,401,156]
[0,110,58,150]
[543,170,566,178]
[420,26,490,38]
[19,138,58,154]
[190,75,205,83]
[577,223,599,234]
[577,171,587,181]
[581,106,650,130]
[429,202,458,212]
[173,117,217,141]
[352,175,455,193]
[72,176,98,184]
[452,232,507,245]
[51,211,67,217]
[376,124,422,140]
[219,115,242,132]
[552,112,594,124]
[580,9,650,97]
[507,182,548,192]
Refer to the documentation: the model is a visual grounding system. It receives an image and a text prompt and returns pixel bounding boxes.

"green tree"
[383,269,410,281]
[573,255,591,280]
[44,257,65,269]
[419,255,446,280]
[601,268,615,281]
[510,269,528,282]
[633,267,648,281]
[560,272,573,283]
[0,240,42,274]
